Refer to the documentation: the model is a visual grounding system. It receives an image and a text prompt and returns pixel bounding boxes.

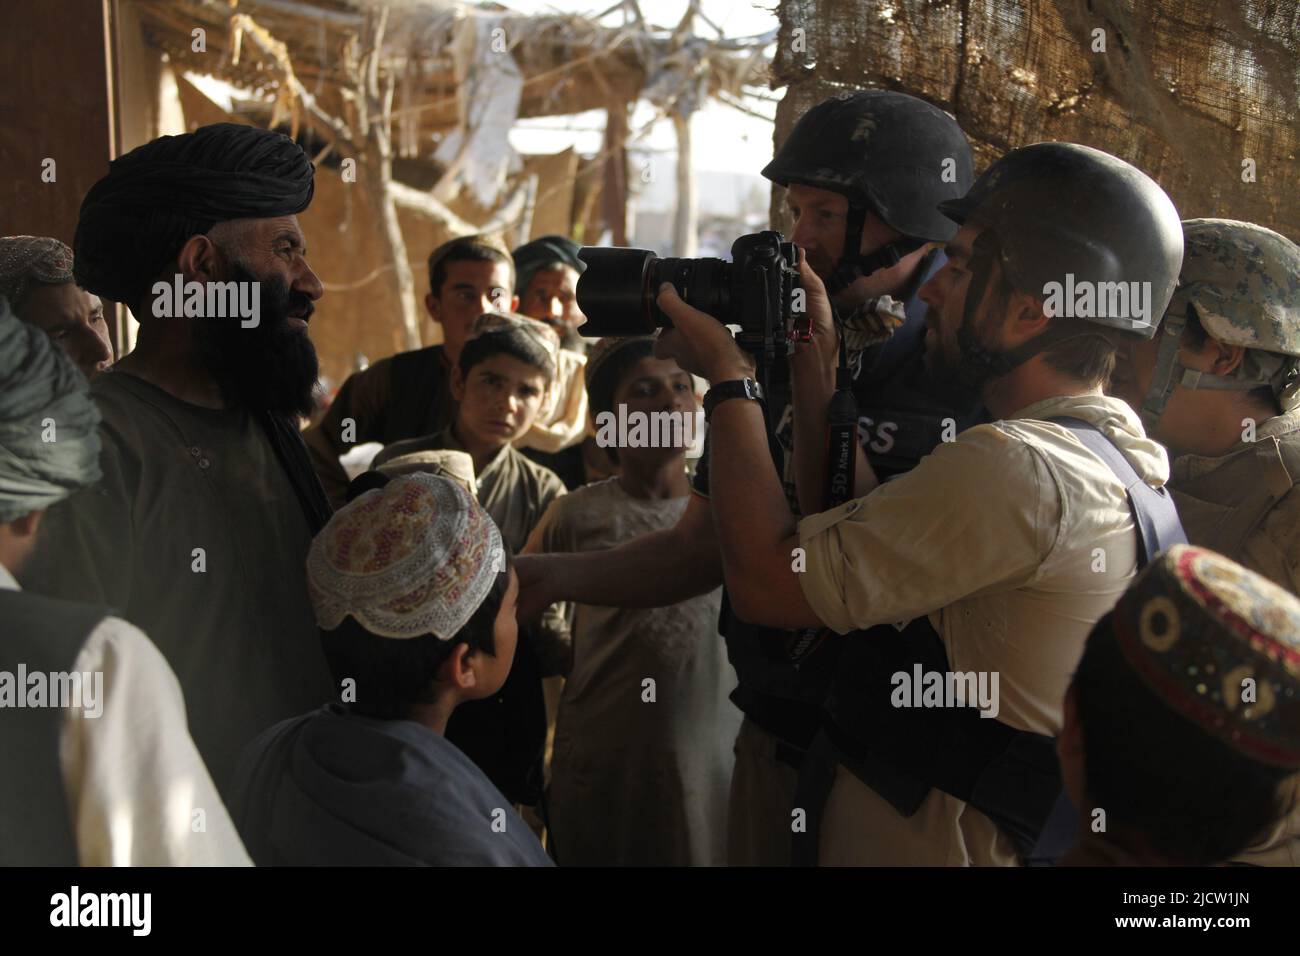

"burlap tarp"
[770,0,1299,242]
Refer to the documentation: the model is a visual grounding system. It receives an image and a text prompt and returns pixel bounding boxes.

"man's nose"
[295,262,324,301]
[789,217,816,250]
[547,297,563,320]
[81,325,113,368]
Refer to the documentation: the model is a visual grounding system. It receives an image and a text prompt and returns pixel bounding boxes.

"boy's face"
[612,355,697,462]
[426,259,514,358]
[452,353,549,451]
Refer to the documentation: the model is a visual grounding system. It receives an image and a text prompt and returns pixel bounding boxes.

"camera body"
[576,230,802,370]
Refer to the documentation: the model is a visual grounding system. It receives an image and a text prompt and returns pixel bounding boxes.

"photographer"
[517,91,977,865]
[654,143,1186,865]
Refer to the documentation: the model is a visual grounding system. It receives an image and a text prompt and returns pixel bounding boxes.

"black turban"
[512,235,584,296]
[74,123,315,305]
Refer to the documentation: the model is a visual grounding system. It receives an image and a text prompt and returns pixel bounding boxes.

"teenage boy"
[304,235,516,505]
[374,312,569,809]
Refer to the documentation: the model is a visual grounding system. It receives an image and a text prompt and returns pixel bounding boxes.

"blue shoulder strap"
[1027,415,1186,865]
[1047,415,1186,565]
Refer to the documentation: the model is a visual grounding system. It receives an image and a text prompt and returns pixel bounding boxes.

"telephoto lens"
[575,231,800,349]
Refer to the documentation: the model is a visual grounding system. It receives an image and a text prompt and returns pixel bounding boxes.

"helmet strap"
[950,230,1020,390]
[951,230,1124,393]
[1140,310,1294,428]
[824,203,925,296]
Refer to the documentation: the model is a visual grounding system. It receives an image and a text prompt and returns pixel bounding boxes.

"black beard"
[193,262,319,419]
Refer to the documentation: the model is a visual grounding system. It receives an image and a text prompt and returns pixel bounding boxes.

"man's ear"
[425,292,441,323]
[450,364,466,402]
[174,234,224,284]
[510,294,520,312]
[1207,339,1248,377]
[436,642,477,691]
[1011,291,1052,341]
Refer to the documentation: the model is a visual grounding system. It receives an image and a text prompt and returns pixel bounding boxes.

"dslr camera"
[576,231,806,372]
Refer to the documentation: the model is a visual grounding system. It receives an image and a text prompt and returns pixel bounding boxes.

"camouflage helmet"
[1172,220,1300,355]
[1140,219,1300,423]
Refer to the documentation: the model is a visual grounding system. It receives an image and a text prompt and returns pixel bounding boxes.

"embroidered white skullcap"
[306,473,504,640]
[0,236,74,308]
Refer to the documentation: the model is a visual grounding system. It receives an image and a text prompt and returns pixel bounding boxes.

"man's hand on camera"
[790,250,838,376]
[653,283,756,384]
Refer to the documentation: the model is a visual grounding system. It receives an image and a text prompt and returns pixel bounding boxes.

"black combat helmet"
[939,142,1184,339]
[763,90,973,292]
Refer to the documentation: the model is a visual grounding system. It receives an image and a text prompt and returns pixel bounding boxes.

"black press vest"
[820,416,1186,861]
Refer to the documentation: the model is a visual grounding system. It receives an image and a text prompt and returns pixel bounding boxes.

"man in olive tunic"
[20,123,335,799]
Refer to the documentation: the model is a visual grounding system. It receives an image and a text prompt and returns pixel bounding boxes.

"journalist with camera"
[516,90,981,866]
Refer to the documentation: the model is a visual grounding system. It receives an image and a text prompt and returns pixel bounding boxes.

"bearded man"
[20,123,335,798]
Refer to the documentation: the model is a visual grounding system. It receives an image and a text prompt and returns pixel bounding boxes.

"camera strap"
[787,321,859,669]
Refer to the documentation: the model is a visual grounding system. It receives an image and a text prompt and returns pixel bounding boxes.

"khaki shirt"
[1170,408,1300,595]
[1170,408,1300,867]
[797,394,1169,865]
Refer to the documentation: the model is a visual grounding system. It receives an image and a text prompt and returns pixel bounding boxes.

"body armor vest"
[1170,417,1300,573]
[819,417,1185,861]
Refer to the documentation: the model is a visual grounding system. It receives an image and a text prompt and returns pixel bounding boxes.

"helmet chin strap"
[949,230,1024,391]
[945,230,1120,394]
[824,204,925,297]
[1137,307,1279,432]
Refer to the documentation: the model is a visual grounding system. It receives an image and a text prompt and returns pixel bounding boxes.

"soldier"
[518,90,977,865]
[1111,218,1300,593]
[1109,218,1300,864]
[1058,544,1300,866]
[653,142,1186,865]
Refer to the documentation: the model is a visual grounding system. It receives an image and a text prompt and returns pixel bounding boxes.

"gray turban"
[0,301,102,522]
[74,122,315,306]
[0,236,75,309]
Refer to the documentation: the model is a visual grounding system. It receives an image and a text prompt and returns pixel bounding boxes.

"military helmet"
[1139,219,1300,420]
[940,142,1184,339]
[1170,219,1300,356]
[763,90,973,244]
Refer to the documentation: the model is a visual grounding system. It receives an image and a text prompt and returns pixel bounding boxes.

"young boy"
[304,235,516,505]
[231,473,552,866]
[524,336,741,865]
[374,312,570,809]
[1058,544,1300,866]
